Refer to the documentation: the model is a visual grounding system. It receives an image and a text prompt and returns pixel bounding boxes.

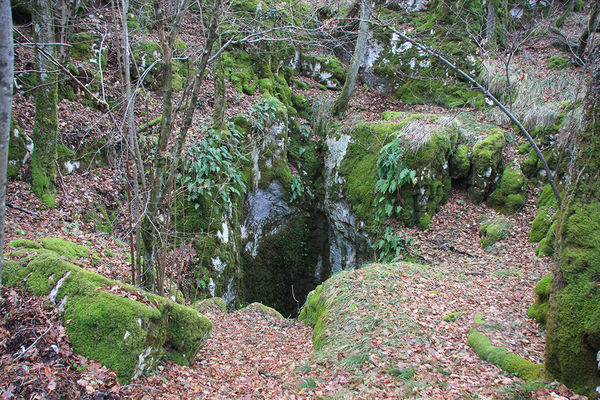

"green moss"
[71,32,96,61]
[467,314,545,382]
[450,144,471,180]
[479,216,511,248]
[7,238,42,249]
[395,79,484,108]
[32,62,58,208]
[537,184,556,208]
[1,251,211,384]
[527,274,552,326]
[40,237,94,260]
[468,128,505,203]
[298,284,329,350]
[163,301,212,365]
[548,56,569,70]
[442,311,462,322]
[258,158,293,189]
[529,205,555,242]
[535,273,552,297]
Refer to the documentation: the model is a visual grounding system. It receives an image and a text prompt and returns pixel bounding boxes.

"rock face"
[2,239,211,384]
[545,54,600,399]
[324,133,373,272]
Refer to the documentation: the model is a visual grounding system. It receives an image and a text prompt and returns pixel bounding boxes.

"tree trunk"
[118,0,144,285]
[545,49,600,398]
[0,0,14,287]
[31,0,58,208]
[577,2,599,60]
[333,0,371,116]
[213,46,226,131]
[486,1,497,49]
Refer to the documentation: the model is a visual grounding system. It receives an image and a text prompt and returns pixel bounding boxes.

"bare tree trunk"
[213,42,226,131]
[119,0,144,285]
[140,0,189,290]
[333,0,371,116]
[31,0,58,208]
[577,2,599,60]
[486,1,497,49]
[0,0,14,287]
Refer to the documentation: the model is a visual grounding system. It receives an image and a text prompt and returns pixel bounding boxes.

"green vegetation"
[527,274,552,326]
[467,314,545,382]
[2,240,211,383]
[479,216,511,249]
[548,56,569,70]
[468,129,505,203]
[487,163,527,214]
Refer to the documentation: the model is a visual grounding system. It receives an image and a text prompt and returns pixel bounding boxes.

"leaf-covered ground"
[1,187,587,399]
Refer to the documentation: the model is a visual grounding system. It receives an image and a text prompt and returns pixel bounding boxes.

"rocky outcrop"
[2,239,211,384]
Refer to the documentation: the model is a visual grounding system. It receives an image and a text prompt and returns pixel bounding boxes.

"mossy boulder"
[450,144,470,180]
[467,314,545,382]
[527,273,552,326]
[529,185,559,257]
[365,5,485,108]
[132,41,188,91]
[2,240,211,384]
[545,61,600,397]
[478,216,511,249]
[467,128,505,203]
[487,162,527,214]
[297,54,346,89]
[338,113,452,229]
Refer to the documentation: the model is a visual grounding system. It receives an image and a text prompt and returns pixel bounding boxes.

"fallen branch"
[14,325,52,361]
[6,202,39,217]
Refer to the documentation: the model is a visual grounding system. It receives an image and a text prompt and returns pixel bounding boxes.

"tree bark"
[577,2,599,60]
[0,0,14,287]
[213,45,226,131]
[486,1,497,49]
[545,48,600,398]
[31,0,58,208]
[333,0,371,116]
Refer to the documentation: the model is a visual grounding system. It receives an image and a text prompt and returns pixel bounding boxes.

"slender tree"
[31,0,58,208]
[0,0,14,287]
[332,0,371,116]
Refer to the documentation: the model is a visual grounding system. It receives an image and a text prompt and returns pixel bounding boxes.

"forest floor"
[0,183,587,400]
[2,6,593,399]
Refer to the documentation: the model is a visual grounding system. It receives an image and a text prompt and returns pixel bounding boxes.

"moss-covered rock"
[132,40,188,91]
[467,128,505,203]
[2,241,211,384]
[487,162,527,214]
[467,314,545,382]
[527,273,552,326]
[450,144,470,180]
[478,216,511,249]
[544,60,600,397]
[364,4,485,108]
[297,54,346,89]
[338,113,453,228]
